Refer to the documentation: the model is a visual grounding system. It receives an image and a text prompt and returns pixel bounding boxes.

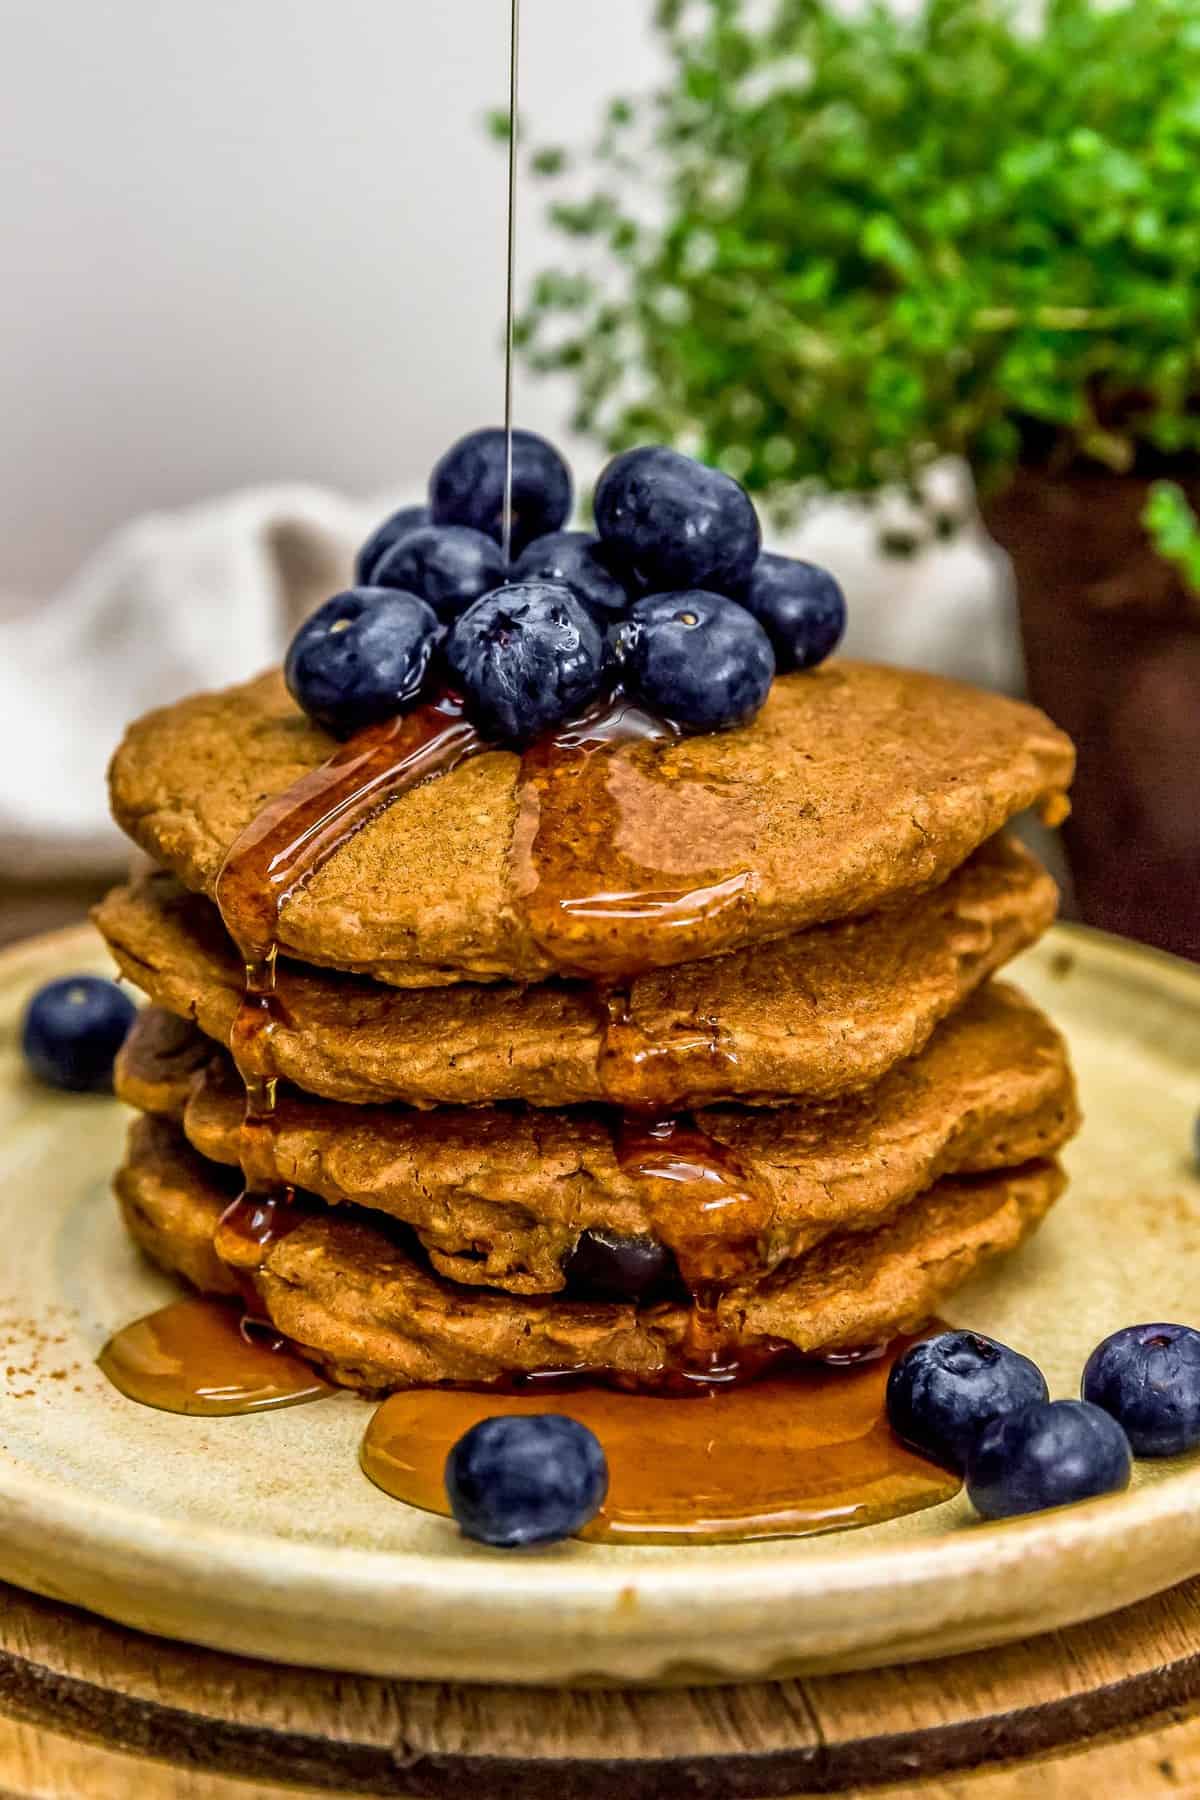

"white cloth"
[0,486,376,877]
[0,470,1023,879]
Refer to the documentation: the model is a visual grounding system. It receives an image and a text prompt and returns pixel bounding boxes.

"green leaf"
[1143,481,1200,594]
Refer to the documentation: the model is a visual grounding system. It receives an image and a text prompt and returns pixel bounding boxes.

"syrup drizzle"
[597,985,741,1112]
[214,693,484,967]
[614,1114,771,1375]
[514,694,758,981]
[361,1330,961,1543]
[211,692,486,1303]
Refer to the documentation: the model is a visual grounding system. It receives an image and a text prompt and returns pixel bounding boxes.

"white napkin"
[0,472,1022,879]
[0,486,378,877]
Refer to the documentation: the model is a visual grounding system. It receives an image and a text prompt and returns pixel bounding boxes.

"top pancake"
[108,662,1074,987]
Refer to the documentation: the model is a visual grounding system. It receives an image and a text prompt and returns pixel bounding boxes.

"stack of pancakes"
[95,660,1079,1391]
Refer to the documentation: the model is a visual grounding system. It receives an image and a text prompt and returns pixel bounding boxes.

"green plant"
[1144,482,1200,595]
[515,0,1200,521]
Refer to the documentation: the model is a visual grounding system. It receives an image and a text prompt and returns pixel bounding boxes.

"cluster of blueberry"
[285,428,847,745]
[888,1326,1200,1519]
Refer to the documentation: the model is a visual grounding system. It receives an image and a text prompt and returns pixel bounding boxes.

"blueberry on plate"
[564,1229,679,1303]
[621,590,774,733]
[430,427,572,557]
[513,530,629,625]
[886,1330,1048,1472]
[1082,1323,1200,1457]
[354,503,431,585]
[22,976,137,1093]
[966,1399,1132,1520]
[738,554,847,673]
[371,524,507,621]
[445,580,608,746]
[285,588,439,737]
[445,1413,609,1548]
[594,446,761,596]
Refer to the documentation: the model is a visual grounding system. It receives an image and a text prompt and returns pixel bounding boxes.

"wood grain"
[0,1577,1197,1797]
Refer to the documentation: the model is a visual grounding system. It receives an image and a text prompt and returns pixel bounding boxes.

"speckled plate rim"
[1,919,1199,1685]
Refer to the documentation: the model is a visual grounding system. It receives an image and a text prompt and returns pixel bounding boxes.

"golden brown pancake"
[108,663,1073,987]
[116,982,1078,1296]
[96,836,1057,1111]
[116,1115,1065,1391]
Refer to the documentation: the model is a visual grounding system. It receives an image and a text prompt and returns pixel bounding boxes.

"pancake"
[116,1115,1066,1391]
[107,662,1073,987]
[116,982,1079,1296]
[95,835,1057,1111]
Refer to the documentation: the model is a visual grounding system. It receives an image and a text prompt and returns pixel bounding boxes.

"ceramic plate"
[0,921,1198,1684]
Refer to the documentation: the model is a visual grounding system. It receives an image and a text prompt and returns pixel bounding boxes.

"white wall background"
[0,0,656,593]
[0,0,1013,689]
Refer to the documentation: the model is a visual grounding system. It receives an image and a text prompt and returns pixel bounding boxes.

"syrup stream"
[501,0,521,561]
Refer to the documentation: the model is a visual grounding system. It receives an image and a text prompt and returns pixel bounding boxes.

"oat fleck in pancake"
[108,662,1073,987]
[96,835,1056,1111]
[115,1116,1065,1391]
[117,982,1078,1297]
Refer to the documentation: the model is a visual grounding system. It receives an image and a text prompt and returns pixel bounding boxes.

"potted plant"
[514,0,1200,960]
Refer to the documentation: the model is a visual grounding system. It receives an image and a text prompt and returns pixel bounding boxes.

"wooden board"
[0,1575,1198,1797]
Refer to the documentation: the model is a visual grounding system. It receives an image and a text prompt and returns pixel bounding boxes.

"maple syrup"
[361,1331,961,1543]
[210,692,487,1289]
[214,693,484,966]
[514,693,758,980]
[213,1189,306,1267]
[97,1297,333,1416]
[596,984,741,1111]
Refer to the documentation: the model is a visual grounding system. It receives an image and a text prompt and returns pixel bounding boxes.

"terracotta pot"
[984,465,1200,963]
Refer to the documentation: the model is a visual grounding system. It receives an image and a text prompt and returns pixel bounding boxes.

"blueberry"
[284,587,439,737]
[354,504,431,585]
[621,590,774,733]
[1082,1323,1200,1457]
[445,1414,609,1547]
[371,524,507,622]
[738,554,847,673]
[886,1331,1048,1473]
[594,447,761,596]
[564,1229,679,1303]
[22,976,137,1093]
[967,1400,1132,1519]
[446,580,609,746]
[430,428,572,557]
[513,531,629,625]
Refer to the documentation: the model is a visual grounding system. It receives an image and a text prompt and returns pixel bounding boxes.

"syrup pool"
[361,1333,960,1544]
[97,1297,334,1417]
